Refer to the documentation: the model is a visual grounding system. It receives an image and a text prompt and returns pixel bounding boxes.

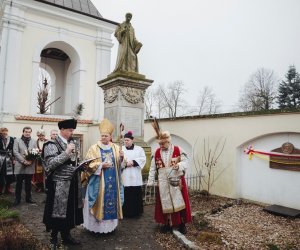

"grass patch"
[266,243,280,250]
[0,207,18,219]
[0,198,19,220]
[0,198,12,208]
[197,231,222,245]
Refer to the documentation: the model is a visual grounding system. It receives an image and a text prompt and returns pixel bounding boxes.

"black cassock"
[122,186,144,218]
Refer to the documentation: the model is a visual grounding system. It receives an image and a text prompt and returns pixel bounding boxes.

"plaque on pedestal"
[98,72,153,173]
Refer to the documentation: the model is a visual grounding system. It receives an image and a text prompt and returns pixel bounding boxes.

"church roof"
[34,0,117,25]
[15,115,93,124]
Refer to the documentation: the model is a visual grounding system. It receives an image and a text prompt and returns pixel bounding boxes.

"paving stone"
[6,191,163,249]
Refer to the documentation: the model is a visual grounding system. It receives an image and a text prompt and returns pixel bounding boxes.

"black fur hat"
[58,119,77,130]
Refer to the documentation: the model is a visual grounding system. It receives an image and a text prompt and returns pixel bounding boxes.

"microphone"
[68,137,74,143]
[68,137,76,152]
[68,138,77,161]
[73,140,77,153]
[69,139,76,145]
[72,140,77,153]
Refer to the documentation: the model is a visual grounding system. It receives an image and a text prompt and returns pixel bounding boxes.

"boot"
[61,231,80,245]
[160,224,172,234]
[4,184,13,194]
[179,223,187,234]
[50,231,58,250]
[0,186,3,195]
[49,242,57,250]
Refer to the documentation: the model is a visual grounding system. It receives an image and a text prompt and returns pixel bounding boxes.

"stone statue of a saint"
[113,13,142,74]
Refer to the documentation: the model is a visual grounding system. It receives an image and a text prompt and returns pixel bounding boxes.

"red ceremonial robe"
[154,146,192,226]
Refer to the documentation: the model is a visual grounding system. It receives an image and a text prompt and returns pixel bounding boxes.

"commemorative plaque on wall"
[270,142,300,171]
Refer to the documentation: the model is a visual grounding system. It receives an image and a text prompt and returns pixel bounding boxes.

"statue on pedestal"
[98,13,153,175]
[113,13,142,74]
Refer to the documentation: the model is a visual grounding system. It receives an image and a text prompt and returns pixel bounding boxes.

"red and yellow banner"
[244,146,300,165]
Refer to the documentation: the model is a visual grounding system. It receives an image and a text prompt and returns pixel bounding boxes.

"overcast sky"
[92,0,300,112]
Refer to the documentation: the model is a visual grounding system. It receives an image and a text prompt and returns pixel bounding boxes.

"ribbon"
[244,145,300,164]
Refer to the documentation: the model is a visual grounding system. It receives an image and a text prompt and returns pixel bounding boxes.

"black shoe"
[12,200,20,206]
[179,223,187,234]
[49,242,57,250]
[26,199,36,204]
[62,235,80,245]
[160,224,172,234]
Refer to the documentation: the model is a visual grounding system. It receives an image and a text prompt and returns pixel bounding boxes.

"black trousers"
[15,174,33,202]
[0,162,14,188]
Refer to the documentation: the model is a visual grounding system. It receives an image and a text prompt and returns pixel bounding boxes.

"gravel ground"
[208,203,300,249]
[156,192,300,250]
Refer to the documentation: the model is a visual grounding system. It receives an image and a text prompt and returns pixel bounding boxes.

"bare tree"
[159,80,187,118]
[155,87,168,118]
[144,85,167,118]
[37,78,50,114]
[37,68,52,114]
[144,88,155,119]
[196,86,221,115]
[238,68,278,111]
[73,103,84,119]
[145,81,189,118]
[193,137,227,197]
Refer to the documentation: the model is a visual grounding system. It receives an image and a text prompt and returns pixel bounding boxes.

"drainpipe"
[0,0,12,127]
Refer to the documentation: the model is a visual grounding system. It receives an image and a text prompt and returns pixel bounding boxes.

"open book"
[75,157,101,171]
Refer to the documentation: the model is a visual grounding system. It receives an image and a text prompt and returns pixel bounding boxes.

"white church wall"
[237,133,300,210]
[144,112,300,203]
[47,58,66,114]
[87,124,101,149]
[0,2,25,116]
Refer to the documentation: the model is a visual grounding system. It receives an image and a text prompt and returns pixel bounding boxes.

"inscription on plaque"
[105,107,118,137]
[270,142,300,172]
[121,107,142,136]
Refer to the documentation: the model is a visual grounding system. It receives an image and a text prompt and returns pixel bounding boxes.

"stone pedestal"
[98,72,153,174]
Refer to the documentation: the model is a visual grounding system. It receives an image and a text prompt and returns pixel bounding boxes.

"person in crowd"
[13,126,37,205]
[147,131,192,234]
[50,129,58,140]
[121,131,146,218]
[32,128,47,192]
[81,118,124,234]
[42,119,83,248]
[0,128,15,194]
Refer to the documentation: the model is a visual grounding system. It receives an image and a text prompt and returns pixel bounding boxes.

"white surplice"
[121,145,146,187]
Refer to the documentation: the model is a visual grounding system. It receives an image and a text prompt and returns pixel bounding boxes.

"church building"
[0,0,117,122]
[0,0,117,152]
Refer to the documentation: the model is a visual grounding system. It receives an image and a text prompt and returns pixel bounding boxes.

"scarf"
[21,135,31,148]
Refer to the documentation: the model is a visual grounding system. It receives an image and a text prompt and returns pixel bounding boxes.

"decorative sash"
[155,146,185,213]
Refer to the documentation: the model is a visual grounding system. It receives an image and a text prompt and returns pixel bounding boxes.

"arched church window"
[38,48,70,115]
